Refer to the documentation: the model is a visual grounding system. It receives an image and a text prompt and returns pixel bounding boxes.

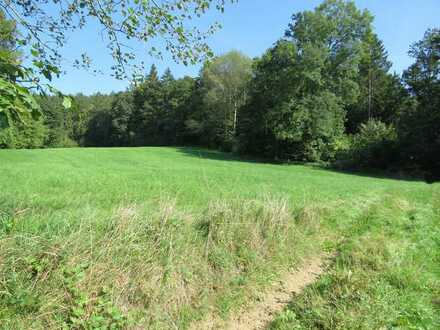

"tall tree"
[346,32,408,132]
[199,50,252,150]
[239,0,373,161]
[399,28,440,181]
[148,64,159,82]
[129,65,165,145]
[161,68,175,85]
[106,92,135,146]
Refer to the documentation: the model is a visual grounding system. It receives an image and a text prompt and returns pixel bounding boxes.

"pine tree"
[148,64,159,82]
[345,31,406,133]
[400,29,440,181]
[161,68,175,85]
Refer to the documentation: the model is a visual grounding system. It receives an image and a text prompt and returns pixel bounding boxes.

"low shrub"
[335,119,398,170]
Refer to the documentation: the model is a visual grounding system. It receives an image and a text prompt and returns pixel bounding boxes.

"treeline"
[1,51,253,151]
[1,1,439,180]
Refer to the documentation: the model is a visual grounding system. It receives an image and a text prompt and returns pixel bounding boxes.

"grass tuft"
[0,196,317,328]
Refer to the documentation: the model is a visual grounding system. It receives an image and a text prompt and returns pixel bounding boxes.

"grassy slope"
[271,195,440,329]
[0,147,438,329]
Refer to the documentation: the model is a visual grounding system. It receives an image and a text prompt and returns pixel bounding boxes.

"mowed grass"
[0,147,438,329]
[0,147,430,210]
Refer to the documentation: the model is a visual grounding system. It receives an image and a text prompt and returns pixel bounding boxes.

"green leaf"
[62,96,72,109]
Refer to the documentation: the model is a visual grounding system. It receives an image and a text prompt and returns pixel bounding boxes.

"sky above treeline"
[52,0,440,95]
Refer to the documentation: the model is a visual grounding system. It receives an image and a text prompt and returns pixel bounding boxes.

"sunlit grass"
[0,147,438,328]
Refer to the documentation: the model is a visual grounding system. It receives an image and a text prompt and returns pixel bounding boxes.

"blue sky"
[52,0,440,95]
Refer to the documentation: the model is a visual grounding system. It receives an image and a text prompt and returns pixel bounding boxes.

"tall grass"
[271,193,440,329]
[0,197,320,329]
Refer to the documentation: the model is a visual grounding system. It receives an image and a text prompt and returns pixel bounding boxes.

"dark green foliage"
[237,41,298,158]
[337,120,398,169]
[85,53,252,151]
[399,29,440,181]
[0,119,47,149]
[239,0,372,161]
[346,33,409,133]
[161,76,199,145]
[37,96,73,148]
[130,66,168,146]
[37,93,115,148]
[80,66,199,148]
[121,65,197,147]
[85,110,113,147]
[237,2,438,179]
[106,92,135,146]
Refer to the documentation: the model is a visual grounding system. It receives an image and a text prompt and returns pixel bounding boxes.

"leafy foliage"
[399,29,440,181]
[239,0,373,161]
[346,32,409,133]
[198,51,252,150]
[0,116,47,149]
[0,77,40,125]
[0,11,40,126]
[0,9,73,149]
[0,1,235,126]
[1,0,236,81]
[76,53,251,150]
[336,119,398,170]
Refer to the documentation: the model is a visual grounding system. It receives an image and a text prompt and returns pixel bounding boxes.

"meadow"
[0,147,439,329]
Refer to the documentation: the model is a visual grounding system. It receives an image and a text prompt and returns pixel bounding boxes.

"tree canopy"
[239,0,373,160]
[199,50,252,150]
[0,1,235,124]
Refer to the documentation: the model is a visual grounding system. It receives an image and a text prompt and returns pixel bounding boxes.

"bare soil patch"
[191,255,328,330]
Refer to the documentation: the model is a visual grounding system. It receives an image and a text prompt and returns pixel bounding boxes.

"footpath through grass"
[271,194,440,329]
[0,147,438,329]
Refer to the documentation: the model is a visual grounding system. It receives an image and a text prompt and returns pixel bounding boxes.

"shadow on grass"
[175,147,276,165]
[312,166,425,183]
[176,147,427,183]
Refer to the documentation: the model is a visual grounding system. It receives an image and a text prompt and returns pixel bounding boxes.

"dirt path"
[191,255,328,330]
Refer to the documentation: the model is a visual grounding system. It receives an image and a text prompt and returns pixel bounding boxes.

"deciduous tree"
[199,50,252,150]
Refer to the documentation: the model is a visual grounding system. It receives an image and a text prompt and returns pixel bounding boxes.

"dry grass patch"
[1,196,323,329]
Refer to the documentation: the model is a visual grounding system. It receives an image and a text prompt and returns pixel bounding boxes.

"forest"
[1,1,439,181]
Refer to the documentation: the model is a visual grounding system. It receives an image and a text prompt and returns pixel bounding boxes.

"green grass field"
[1,147,439,329]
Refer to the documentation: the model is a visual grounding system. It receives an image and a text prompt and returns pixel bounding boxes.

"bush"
[336,120,398,169]
[0,119,47,149]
